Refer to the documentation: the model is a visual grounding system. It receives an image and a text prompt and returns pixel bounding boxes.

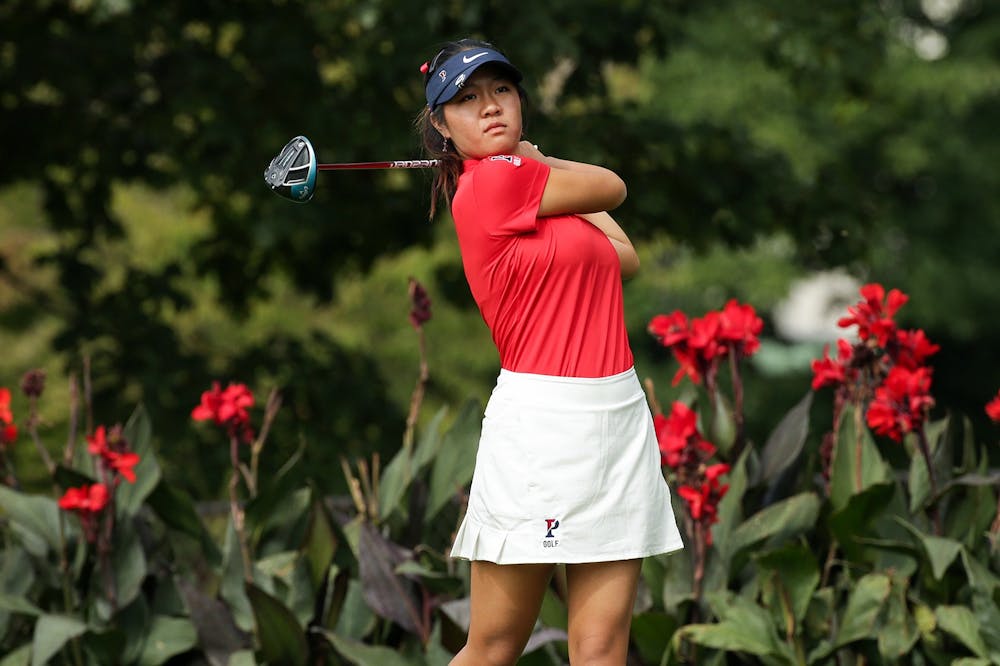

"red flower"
[688,312,725,361]
[655,402,698,468]
[0,387,12,425]
[1,424,16,447]
[704,462,730,483]
[986,390,1000,423]
[678,485,708,519]
[866,366,934,442]
[87,425,109,457]
[811,339,855,390]
[648,311,690,348]
[58,483,110,543]
[892,329,940,371]
[58,484,110,514]
[677,472,730,545]
[105,451,140,483]
[192,382,255,441]
[718,299,763,357]
[838,283,908,346]
[86,425,141,483]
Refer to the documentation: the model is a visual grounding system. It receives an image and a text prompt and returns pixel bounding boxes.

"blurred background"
[1,0,998,499]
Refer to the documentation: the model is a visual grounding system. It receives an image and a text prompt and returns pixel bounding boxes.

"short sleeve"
[470,155,550,236]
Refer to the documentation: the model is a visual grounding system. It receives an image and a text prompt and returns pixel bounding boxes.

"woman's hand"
[514,140,546,162]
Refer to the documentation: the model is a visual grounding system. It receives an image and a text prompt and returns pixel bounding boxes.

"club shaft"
[317,160,440,170]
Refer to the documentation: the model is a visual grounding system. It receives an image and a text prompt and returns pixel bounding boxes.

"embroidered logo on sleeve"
[488,155,522,167]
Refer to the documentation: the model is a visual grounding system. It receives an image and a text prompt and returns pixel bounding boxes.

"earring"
[442,137,450,153]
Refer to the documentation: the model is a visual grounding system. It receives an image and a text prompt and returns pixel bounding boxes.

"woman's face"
[436,66,522,159]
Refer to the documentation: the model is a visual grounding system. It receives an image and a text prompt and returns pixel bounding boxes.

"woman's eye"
[496,84,511,93]
[459,93,476,102]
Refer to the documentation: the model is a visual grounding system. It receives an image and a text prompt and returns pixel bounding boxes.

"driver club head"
[264,135,317,202]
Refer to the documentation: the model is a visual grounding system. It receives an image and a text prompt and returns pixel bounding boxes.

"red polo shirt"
[450,155,634,377]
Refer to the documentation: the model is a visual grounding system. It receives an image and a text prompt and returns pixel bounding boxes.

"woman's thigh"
[463,561,555,661]
[565,559,642,662]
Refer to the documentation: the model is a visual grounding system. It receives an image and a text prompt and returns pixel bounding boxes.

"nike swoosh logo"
[462,52,489,64]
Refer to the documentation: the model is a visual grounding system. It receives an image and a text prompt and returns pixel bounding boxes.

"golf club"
[264,135,440,202]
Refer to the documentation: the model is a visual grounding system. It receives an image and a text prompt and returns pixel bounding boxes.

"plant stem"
[65,374,79,466]
[915,428,942,536]
[229,435,254,583]
[26,393,55,475]
[403,325,429,453]
[990,493,1000,552]
[690,519,705,624]
[248,388,282,497]
[56,508,84,666]
[727,349,746,460]
[83,355,93,437]
[853,403,863,493]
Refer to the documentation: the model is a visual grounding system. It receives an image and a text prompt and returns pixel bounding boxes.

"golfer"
[417,38,683,666]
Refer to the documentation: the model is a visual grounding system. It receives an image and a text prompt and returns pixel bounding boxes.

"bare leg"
[450,561,555,666]
[565,559,642,666]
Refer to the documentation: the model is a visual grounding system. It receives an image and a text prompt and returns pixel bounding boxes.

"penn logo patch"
[488,155,522,167]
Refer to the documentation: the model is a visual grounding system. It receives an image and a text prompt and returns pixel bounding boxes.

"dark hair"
[415,38,528,219]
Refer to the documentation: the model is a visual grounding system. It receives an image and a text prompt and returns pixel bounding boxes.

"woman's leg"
[450,561,555,666]
[565,559,642,666]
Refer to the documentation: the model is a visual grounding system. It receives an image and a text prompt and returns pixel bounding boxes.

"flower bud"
[20,369,45,399]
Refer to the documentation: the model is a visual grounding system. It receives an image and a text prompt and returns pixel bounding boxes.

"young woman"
[416,39,683,666]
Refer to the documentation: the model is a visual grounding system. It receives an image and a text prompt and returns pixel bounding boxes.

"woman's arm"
[513,142,638,277]
[514,142,626,217]
[578,211,640,279]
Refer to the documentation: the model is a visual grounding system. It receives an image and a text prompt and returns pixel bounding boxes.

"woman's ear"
[430,117,450,139]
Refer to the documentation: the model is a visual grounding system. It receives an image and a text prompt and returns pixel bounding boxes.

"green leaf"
[706,390,737,455]
[317,629,422,666]
[332,578,376,639]
[760,391,812,482]
[0,594,41,616]
[118,405,162,517]
[227,651,257,666]
[726,492,820,564]
[970,590,1000,654]
[301,497,337,589]
[894,517,964,581]
[755,544,820,625]
[710,446,749,562]
[829,405,892,512]
[31,614,89,666]
[826,482,895,560]
[112,523,148,608]
[413,406,449,472]
[377,443,415,523]
[877,575,919,659]
[0,644,31,666]
[245,582,308,666]
[961,548,1000,593]
[426,398,482,521]
[631,612,677,665]
[425,620,454,666]
[679,594,783,658]
[0,486,67,555]
[834,573,890,647]
[907,439,933,513]
[146,480,221,564]
[937,605,988,658]
[137,616,198,666]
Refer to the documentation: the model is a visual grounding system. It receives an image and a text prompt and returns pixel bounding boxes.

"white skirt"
[451,367,684,564]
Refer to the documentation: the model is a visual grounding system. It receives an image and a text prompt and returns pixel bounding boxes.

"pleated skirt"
[450,367,684,564]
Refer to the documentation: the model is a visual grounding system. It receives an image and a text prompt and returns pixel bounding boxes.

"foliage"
[2,279,1000,664]
[2,0,1000,500]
